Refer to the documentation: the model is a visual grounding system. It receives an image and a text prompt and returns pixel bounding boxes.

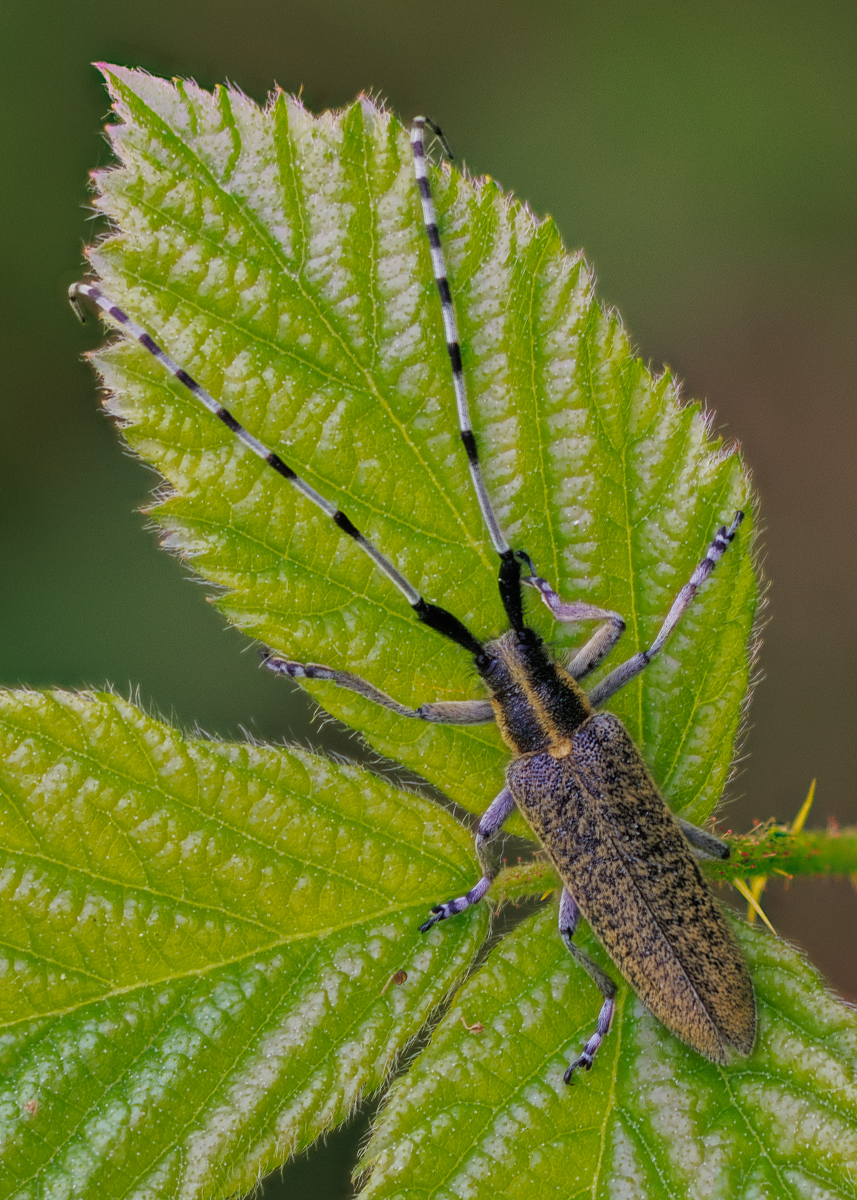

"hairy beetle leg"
[262,652,495,725]
[419,786,514,933]
[516,551,627,682]
[677,817,730,860]
[559,887,618,1082]
[564,997,616,1081]
[587,512,744,707]
[419,876,492,932]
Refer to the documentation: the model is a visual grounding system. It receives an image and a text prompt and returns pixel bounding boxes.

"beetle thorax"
[479,630,592,758]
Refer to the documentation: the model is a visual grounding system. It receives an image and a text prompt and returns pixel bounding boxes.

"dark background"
[1,2,855,1195]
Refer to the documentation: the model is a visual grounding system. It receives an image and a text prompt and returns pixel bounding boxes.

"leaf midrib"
[0,709,471,904]
[0,896,449,1034]
[524,230,561,589]
[110,231,497,577]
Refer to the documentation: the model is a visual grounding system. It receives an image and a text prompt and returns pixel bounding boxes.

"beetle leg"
[559,887,617,1081]
[565,620,627,681]
[262,652,495,724]
[587,511,744,707]
[419,787,515,931]
[516,554,626,680]
[677,818,730,860]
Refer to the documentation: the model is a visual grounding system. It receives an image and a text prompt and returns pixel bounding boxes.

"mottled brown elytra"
[70,114,755,1080]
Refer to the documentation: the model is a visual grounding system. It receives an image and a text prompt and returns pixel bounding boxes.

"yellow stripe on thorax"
[495,651,589,758]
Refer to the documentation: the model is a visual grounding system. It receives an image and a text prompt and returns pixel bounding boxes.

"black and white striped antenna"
[69,280,485,659]
[410,118,525,633]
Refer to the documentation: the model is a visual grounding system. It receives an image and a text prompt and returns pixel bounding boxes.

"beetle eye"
[475,653,497,676]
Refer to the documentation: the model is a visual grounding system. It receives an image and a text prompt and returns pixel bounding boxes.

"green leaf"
[88,66,755,837]
[0,689,485,1197]
[360,905,857,1200]
[50,67,825,1198]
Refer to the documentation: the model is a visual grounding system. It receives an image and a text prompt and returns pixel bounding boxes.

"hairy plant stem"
[492,823,857,906]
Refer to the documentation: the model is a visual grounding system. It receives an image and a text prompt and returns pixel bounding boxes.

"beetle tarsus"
[419,898,465,932]
[419,865,497,933]
[563,994,615,1082]
[564,1036,602,1082]
[419,905,446,932]
[563,1053,592,1083]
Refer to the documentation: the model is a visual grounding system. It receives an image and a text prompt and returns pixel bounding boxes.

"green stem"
[492,825,857,905]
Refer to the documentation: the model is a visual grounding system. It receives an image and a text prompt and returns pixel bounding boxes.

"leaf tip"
[93,61,120,83]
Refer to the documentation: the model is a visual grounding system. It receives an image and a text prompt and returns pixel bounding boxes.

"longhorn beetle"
[71,113,755,1079]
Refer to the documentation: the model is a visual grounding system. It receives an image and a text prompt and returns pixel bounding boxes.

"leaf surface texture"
[6,69,845,1200]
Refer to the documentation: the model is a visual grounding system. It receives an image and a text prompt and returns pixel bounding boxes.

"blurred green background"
[1,2,855,1195]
